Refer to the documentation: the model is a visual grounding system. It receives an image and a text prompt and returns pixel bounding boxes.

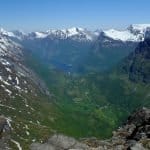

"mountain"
[103,28,140,42]
[122,38,150,83]
[102,24,150,42]
[128,24,150,37]
[0,31,62,149]
[0,30,49,96]
[0,28,15,37]
[1,24,148,73]
[0,24,150,42]
[13,27,98,42]
[10,24,150,42]
[7,24,147,74]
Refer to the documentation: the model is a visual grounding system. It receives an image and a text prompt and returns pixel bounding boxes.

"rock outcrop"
[30,134,88,150]
[30,107,150,150]
[0,116,11,150]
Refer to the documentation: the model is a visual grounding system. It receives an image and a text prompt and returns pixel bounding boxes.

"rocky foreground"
[0,107,150,150]
[30,107,150,150]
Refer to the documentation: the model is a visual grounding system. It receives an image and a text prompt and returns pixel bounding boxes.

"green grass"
[23,52,150,140]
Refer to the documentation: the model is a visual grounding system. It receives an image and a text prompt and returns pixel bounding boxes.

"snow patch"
[16,77,19,85]
[0,76,11,86]
[5,88,12,95]
[11,139,22,150]
[26,131,30,136]
[34,32,47,38]
[6,67,12,73]
[104,29,139,42]
[0,103,16,110]
[131,24,150,32]
[6,117,12,129]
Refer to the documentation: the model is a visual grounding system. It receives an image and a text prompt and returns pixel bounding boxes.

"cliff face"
[122,39,150,83]
[30,107,150,150]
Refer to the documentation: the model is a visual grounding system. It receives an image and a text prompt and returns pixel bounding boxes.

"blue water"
[50,60,73,72]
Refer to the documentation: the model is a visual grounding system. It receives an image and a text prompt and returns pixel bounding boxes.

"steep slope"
[122,38,150,83]
[89,32,138,71]
[0,32,62,149]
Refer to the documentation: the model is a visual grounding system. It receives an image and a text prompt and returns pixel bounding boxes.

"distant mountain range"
[1,24,148,73]
[1,24,150,42]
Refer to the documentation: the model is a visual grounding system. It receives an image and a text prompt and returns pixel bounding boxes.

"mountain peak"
[129,24,150,30]
[0,28,15,37]
[67,27,84,31]
[103,28,139,42]
[42,27,95,41]
[66,27,85,36]
[128,24,150,35]
[102,24,150,42]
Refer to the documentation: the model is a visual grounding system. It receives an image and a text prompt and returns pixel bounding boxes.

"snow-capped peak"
[103,29,139,42]
[34,32,47,38]
[1,24,150,42]
[41,27,96,41]
[66,27,85,36]
[47,27,85,34]
[0,28,15,37]
[46,27,85,37]
[103,24,150,42]
[129,24,150,31]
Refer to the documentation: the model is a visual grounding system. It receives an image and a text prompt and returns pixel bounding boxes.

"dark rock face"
[0,116,11,150]
[145,28,150,39]
[122,39,150,83]
[0,117,7,135]
[127,107,150,126]
[126,107,150,141]
[112,107,150,149]
[30,108,150,150]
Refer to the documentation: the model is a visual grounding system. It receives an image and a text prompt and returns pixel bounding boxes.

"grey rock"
[131,143,147,150]
[30,134,89,150]
[30,143,55,150]
[0,116,11,150]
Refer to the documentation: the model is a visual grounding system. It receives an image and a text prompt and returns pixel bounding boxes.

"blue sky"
[0,0,150,31]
